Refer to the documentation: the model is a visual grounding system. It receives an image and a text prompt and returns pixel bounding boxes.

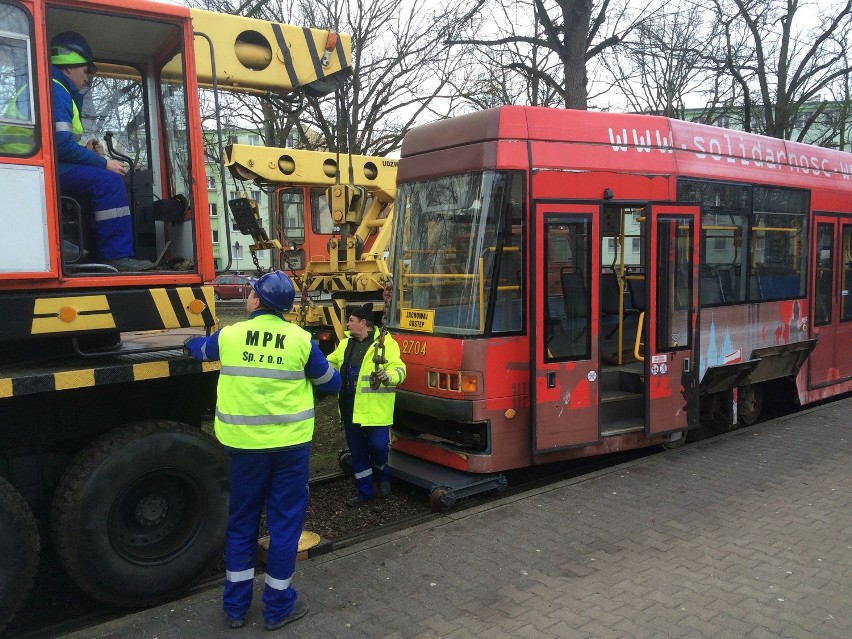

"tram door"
[532,204,600,451]
[645,204,701,435]
[810,216,852,385]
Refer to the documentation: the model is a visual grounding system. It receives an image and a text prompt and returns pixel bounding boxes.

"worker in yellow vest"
[327,303,406,507]
[184,271,340,630]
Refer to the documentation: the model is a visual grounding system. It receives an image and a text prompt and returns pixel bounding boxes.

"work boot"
[227,616,245,629]
[106,257,156,271]
[346,494,372,508]
[378,481,391,497]
[265,599,308,630]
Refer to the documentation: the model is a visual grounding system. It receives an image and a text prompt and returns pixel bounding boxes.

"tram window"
[699,212,747,305]
[680,180,808,304]
[392,170,523,336]
[488,173,524,334]
[679,180,749,306]
[545,218,591,361]
[0,4,37,156]
[814,223,833,326]
[842,225,852,322]
[751,187,808,301]
[678,180,750,213]
[656,216,692,351]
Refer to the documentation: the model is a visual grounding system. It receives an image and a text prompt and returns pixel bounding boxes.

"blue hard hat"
[51,31,97,74]
[251,271,295,313]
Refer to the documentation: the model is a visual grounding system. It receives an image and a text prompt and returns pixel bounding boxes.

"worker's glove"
[374,367,391,385]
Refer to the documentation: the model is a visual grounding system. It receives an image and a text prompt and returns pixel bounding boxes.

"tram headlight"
[426,369,479,394]
[460,374,478,393]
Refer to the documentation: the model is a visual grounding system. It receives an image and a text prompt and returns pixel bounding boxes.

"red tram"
[385,106,852,479]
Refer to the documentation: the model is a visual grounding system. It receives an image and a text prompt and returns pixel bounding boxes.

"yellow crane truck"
[0,0,351,629]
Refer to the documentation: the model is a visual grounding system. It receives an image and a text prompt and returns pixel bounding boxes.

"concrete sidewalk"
[68,397,851,638]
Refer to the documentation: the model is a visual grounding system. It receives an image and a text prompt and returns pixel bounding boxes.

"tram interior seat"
[717,267,736,302]
[601,269,639,338]
[625,272,645,312]
[700,266,725,305]
[754,267,801,300]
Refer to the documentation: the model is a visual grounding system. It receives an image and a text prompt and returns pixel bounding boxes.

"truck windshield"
[388,170,524,336]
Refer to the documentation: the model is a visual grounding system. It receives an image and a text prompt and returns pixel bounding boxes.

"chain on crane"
[368,278,393,390]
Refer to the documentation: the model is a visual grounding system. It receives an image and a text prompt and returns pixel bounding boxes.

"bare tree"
[448,0,645,109]
[599,2,713,118]
[709,0,852,140]
[291,0,465,155]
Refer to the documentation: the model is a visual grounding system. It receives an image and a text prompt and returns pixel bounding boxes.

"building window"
[209,202,217,217]
[717,115,730,128]
[206,175,216,189]
[248,134,260,146]
[212,229,219,244]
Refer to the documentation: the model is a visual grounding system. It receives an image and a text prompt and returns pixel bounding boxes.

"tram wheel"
[337,449,354,475]
[0,476,40,633]
[50,421,229,607]
[661,430,687,450]
[429,487,456,512]
[737,385,763,426]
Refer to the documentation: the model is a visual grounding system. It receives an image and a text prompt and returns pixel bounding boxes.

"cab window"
[0,3,37,156]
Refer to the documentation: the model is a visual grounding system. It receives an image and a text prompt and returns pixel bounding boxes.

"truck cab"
[0,0,351,355]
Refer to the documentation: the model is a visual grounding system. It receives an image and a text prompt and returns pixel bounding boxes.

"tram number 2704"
[402,339,427,356]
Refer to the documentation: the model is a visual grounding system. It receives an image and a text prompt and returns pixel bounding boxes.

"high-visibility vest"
[214,314,316,450]
[328,330,406,427]
[51,78,83,140]
[0,84,35,154]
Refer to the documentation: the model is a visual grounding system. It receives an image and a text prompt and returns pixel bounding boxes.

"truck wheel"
[0,477,40,633]
[50,421,229,607]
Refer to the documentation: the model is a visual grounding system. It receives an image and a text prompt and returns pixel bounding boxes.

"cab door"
[645,204,700,435]
[532,203,600,451]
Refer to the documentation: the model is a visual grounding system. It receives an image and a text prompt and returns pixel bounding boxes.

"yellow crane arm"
[225,145,397,202]
[189,10,352,96]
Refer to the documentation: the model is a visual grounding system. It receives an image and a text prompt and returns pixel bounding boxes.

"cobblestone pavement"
[69,398,851,638]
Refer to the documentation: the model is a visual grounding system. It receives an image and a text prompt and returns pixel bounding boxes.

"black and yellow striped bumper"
[0,286,216,341]
[0,353,220,399]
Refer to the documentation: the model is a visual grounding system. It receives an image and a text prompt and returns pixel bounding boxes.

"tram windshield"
[388,170,525,336]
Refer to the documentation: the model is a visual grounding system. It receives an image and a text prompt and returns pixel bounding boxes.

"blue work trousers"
[223,444,310,625]
[60,164,133,260]
[343,418,390,500]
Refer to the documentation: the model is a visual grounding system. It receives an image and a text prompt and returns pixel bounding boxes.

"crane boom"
[189,10,352,96]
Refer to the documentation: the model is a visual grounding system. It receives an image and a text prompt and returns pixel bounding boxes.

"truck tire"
[50,421,229,607]
[0,477,40,633]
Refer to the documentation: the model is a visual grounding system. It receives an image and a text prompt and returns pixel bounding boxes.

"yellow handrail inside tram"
[634,312,645,362]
